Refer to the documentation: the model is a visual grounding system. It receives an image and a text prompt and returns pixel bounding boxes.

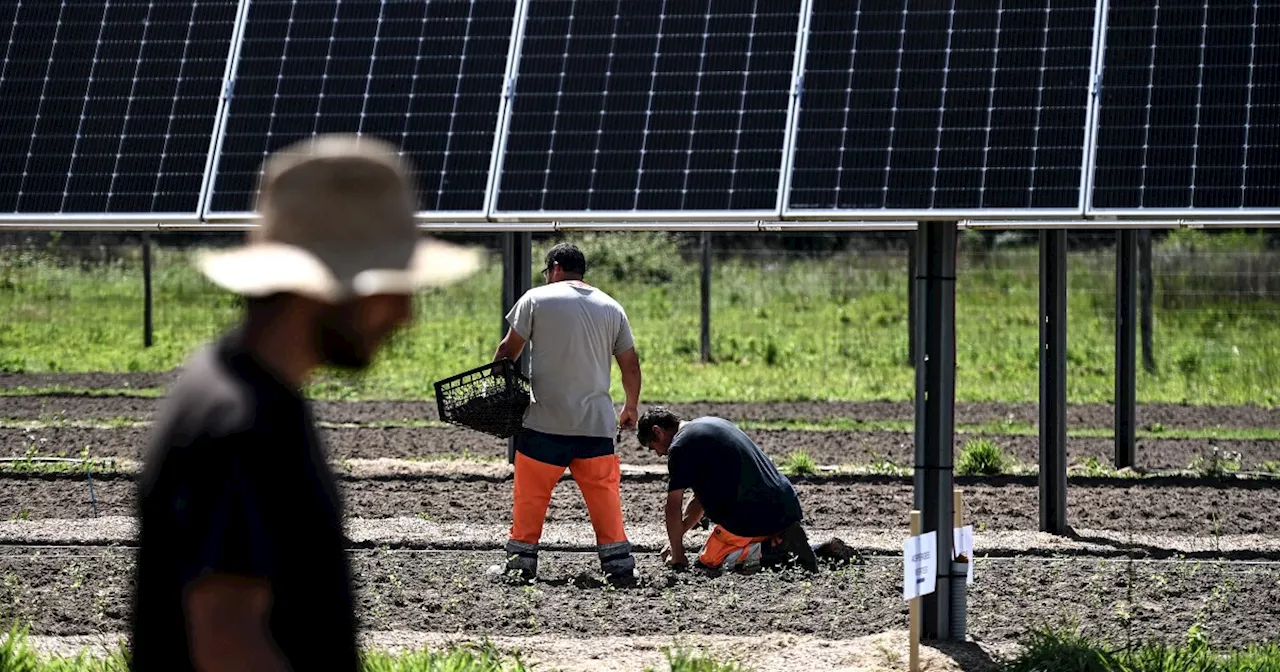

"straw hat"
[197,134,484,302]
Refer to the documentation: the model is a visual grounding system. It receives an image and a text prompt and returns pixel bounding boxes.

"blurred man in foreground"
[492,243,643,586]
[638,406,855,574]
[130,135,483,671]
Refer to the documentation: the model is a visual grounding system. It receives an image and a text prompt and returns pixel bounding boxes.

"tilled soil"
[3,424,1278,472]
[4,476,1277,536]
[1,547,1277,648]
[3,392,1278,429]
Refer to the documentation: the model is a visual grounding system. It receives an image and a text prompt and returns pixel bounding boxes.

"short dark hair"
[544,242,587,276]
[637,405,681,447]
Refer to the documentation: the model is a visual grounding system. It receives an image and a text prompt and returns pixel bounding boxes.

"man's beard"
[317,305,373,370]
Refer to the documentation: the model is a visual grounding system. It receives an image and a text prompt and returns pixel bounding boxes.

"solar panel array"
[1,0,1276,221]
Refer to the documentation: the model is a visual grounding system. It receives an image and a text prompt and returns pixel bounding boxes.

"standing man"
[492,242,643,585]
[130,135,483,671]
[638,406,854,574]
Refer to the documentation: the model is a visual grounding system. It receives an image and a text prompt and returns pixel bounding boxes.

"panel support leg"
[1115,230,1137,469]
[502,232,533,464]
[700,232,712,363]
[1039,230,1068,534]
[913,222,956,640]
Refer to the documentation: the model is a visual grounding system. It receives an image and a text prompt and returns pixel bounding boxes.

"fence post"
[700,231,712,363]
[1138,229,1155,373]
[142,233,153,348]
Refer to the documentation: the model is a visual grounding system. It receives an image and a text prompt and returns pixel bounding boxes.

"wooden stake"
[909,510,921,672]
[953,489,963,529]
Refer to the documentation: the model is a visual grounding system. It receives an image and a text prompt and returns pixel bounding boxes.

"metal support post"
[913,222,956,640]
[700,232,712,363]
[1115,230,1137,468]
[502,232,533,463]
[142,233,153,348]
[1039,230,1068,534]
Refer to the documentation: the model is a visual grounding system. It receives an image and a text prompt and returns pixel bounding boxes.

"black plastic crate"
[434,359,531,439]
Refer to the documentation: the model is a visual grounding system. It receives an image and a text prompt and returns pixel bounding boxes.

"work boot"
[599,541,638,587]
[504,540,538,583]
[778,521,820,573]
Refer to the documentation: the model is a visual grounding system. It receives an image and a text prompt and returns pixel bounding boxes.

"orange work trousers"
[698,525,780,570]
[510,450,628,546]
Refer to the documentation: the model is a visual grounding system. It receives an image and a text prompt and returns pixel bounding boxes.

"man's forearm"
[665,499,685,559]
[620,361,641,408]
[681,497,704,534]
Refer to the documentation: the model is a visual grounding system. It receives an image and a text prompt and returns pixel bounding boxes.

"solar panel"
[493,0,801,214]
[207,0,515,215]
[1091,0,1280,211]
[0,0,237,215]
[787,0,1097,213]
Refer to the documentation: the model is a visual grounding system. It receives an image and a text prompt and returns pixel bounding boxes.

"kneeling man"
[638,407,851,573]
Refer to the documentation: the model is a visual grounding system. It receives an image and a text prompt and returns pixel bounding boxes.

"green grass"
[999,624,1280,672]
[777,450,818,476]
[3,233,1278,405]
[0,622,745,671]
[956,438,1013,476]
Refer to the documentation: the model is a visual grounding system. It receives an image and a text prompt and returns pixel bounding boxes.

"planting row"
[3,475,1277,537]
[3,424,1279,473]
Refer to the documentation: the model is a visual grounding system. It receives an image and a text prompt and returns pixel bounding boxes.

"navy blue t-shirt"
[131,330,358,671]
[666,417,803,537]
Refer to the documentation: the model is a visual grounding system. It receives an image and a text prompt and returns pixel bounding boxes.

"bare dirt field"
[0,547,1276,649]
[2,391,1278,663]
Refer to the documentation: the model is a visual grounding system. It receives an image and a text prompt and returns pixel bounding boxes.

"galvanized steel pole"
[1039,230,1068,534]
[913,222,956,639]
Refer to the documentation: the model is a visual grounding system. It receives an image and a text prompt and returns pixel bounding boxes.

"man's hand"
[660,544,688,568]
[618,404,638,431]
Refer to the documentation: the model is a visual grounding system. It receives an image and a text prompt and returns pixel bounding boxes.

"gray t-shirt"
[505,281,635,438]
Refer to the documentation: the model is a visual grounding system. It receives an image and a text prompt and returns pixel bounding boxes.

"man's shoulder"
[155,341,264,440]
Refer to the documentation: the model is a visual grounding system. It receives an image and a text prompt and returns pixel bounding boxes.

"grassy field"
[1,231,1276,406]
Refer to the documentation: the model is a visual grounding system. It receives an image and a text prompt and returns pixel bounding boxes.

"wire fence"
[0,230,1276,407]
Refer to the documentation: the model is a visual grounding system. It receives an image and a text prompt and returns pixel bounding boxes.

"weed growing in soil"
[998,624,1280,672]
[956,439,1012,476]
[778,451,818,476]
[1190,447,1244,478]
[651,646,747,672]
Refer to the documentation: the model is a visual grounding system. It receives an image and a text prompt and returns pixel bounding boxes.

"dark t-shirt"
[131,330,358,671]
[666,417,803,538]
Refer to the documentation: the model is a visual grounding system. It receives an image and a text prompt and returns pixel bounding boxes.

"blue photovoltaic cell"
[210,0,514,213]
[789,0,1096,211]
[495,0,800,213]
[0,0,237,214]
[1092,0,1280,210]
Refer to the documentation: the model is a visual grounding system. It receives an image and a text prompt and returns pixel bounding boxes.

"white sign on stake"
[953,525,975,585]
[902,531,938,601]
